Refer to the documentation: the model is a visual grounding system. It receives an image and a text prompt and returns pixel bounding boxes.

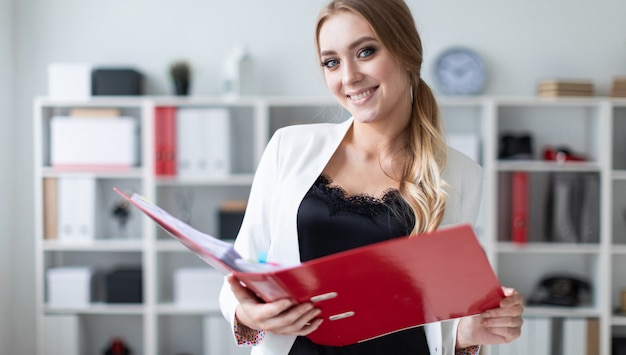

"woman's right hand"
[227,275,324,336]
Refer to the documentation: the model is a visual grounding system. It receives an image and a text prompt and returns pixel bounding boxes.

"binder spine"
[511,171,528,244]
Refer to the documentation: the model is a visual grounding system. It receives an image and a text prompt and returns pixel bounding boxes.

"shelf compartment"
[497,253,601,310]
[497,171,601,245]
[495,103,603,164]
[41,177,144,242]
[156,251,220,305]
[157,314,249,355]
[155,185,250,240]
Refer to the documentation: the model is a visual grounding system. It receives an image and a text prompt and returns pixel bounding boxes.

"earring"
[410,85,414,103]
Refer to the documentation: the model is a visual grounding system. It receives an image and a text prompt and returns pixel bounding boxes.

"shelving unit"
[34,95,626,355]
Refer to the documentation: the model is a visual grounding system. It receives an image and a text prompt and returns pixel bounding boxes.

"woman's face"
[318,11,410,126]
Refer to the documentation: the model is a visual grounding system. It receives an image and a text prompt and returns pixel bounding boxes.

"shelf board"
[36,96,146,107]
[497,242,600,254]
[613,314,626,326]
[523,305,600,318]
[43,239,144,251]
[156,239,235,252]
[157,303,222,315]
[611,245,626,255]
[497,160,600,172]
[613,170,626,180]
[41,167,144,179]
[156,174,254,186]
[44,303,145,315]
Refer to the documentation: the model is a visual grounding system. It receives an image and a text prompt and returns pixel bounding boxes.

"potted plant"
[169,60,191,96]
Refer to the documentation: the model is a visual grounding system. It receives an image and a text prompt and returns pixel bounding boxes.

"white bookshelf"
[34,95,626,355]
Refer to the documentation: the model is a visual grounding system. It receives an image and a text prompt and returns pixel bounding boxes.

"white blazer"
[219,118,483,355]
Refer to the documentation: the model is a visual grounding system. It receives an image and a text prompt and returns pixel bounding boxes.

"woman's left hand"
[456,287,525,349]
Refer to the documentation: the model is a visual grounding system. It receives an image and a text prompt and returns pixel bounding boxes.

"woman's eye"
[321,58,339,69]
[358,46,376,58]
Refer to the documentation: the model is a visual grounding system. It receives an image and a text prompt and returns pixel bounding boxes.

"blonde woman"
[220,0,524,354]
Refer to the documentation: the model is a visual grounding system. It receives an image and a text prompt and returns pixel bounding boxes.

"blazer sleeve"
[219,129,283,342]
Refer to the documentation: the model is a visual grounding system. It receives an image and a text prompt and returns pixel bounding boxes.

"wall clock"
[434,47,486,95]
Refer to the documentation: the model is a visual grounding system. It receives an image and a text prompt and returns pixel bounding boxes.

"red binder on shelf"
[154,106,177,176]
[511,171,529,244]
[114,188,504,346]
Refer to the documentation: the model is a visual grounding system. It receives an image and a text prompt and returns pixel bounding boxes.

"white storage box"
[174,268,224,307]
[50,116,138,169]
[47,267,93,308]
[48,63,92,100]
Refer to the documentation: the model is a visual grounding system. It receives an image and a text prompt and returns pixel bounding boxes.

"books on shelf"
[491,317,599,355]
[537,79,594,97]
[114,187,504,346]
[611,77,626,98]
[43,177,58,240]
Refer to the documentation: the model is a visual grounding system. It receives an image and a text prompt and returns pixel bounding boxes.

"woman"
[219,0,524,354]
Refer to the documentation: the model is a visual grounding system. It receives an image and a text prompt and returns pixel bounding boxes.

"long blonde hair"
[315,0,448,234]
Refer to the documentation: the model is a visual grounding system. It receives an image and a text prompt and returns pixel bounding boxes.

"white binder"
[57,177,96,242]
[177,108,231,177]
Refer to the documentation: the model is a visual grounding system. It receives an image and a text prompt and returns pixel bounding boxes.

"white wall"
[7,0,626,353]
[0,0,15,352]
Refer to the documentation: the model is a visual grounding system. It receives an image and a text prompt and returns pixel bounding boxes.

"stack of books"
[538,79,594,97]
[610,77,626,97]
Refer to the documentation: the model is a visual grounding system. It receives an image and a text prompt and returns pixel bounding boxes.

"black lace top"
[289,175,430,354]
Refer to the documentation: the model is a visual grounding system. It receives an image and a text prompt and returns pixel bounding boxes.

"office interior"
[1,0,626,354]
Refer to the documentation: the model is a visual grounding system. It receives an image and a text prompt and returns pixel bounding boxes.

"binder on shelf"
[562,317,599,355]
[531,317,553,354]
[579,174,600,243]
[114,187,504,346]
[44,315,82,355]
[549,173,579,243]
[58,177,96,242]
[43,177,58,240]
[154,106,177,176]
[176,108,231,177]
[511,171,528,244]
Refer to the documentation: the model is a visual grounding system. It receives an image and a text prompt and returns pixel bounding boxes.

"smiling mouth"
[348,87,376,101]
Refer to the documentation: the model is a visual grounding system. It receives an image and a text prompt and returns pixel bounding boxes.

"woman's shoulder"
[275,120,348,135]
[271,119,351,147]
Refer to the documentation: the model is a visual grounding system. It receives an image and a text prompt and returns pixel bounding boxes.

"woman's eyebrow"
[320,36,378,57]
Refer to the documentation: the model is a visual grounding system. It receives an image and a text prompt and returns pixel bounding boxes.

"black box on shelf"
[218,200,247,240]
[92,68,143,96]
[105,267,142,303]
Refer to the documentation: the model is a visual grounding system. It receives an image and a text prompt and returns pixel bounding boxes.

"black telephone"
[528,274,592,307]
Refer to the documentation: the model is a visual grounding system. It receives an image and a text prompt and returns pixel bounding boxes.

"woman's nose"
[342,61,362,86]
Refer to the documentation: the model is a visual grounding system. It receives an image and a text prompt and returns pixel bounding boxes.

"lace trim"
[311,174,407,218]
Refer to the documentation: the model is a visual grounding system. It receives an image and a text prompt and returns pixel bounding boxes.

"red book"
[511,171,528,244]
[154,106,177,175]
[114,188,504,347]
